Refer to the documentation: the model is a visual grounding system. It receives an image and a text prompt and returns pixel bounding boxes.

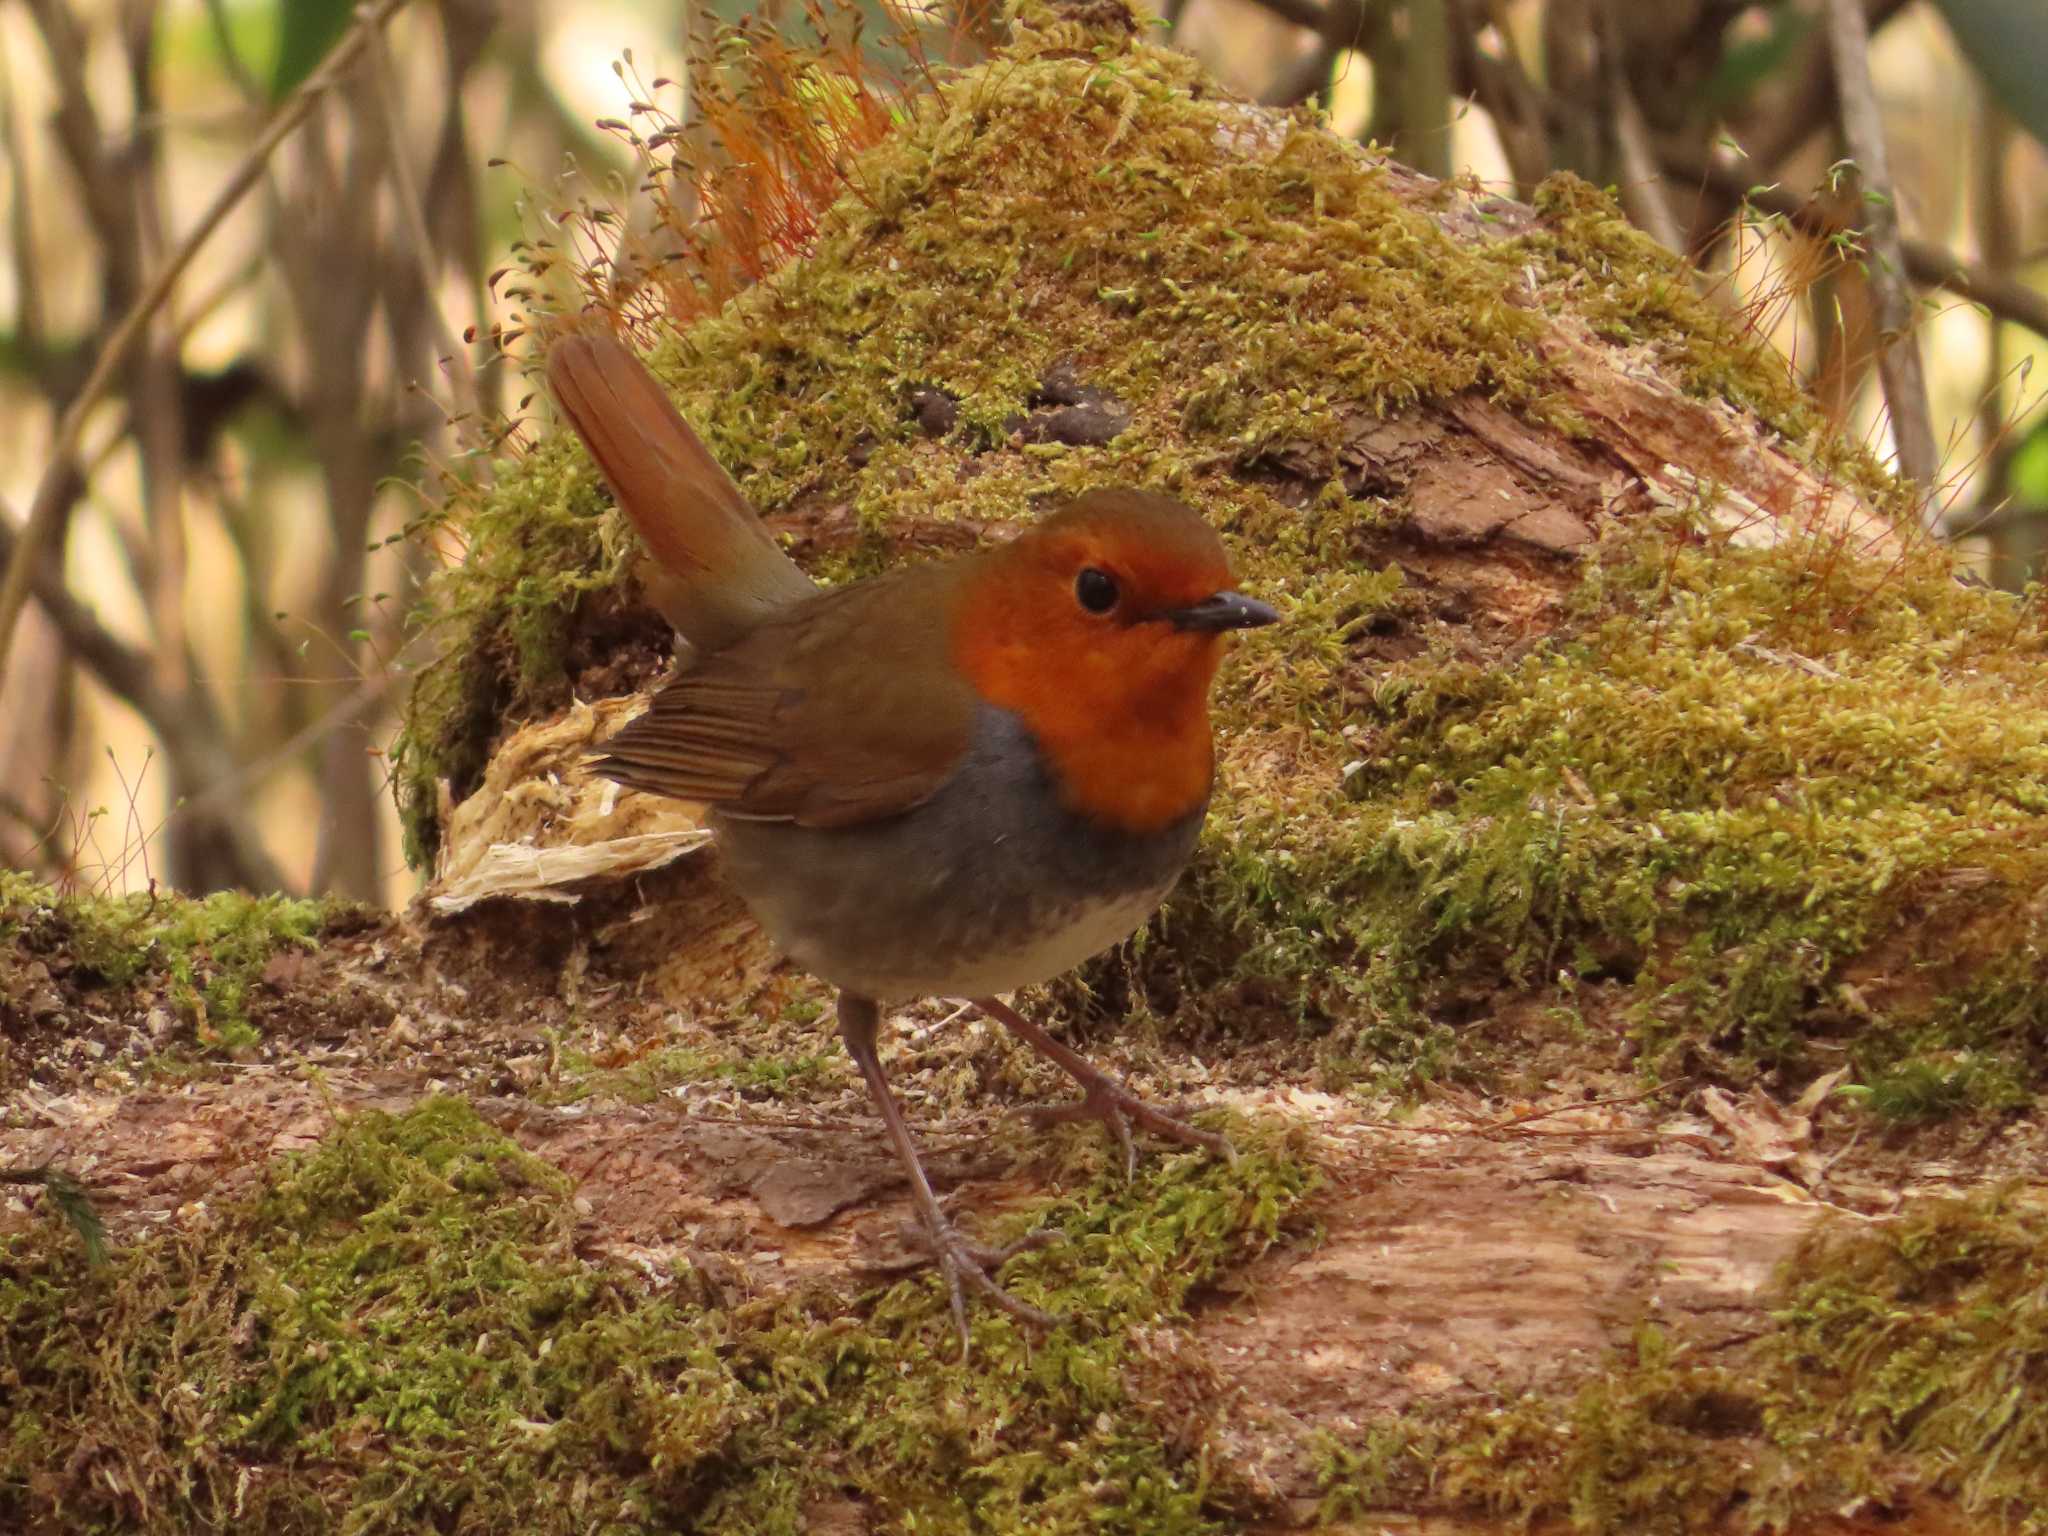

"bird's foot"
[971,996,1236,1179]
[932,1224,1062,1340]
[1024,1079,1237,1180]
[863,1209,1061,1351]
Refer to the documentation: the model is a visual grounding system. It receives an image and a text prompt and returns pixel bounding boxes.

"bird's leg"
[837,992,1057,1352]
[972,995,1236,1179]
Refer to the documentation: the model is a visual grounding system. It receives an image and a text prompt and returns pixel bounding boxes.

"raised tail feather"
[545,331,815,651]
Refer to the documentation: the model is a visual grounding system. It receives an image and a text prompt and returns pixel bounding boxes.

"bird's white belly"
[862,879,1174,1003]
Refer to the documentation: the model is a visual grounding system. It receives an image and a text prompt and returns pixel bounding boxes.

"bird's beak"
[1164,591,1282,634]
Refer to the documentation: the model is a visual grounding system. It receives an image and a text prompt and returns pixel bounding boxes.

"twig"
[0,789,59,859]
[1262,0,1374,111]
[1822,0,1939,493]
[0,30,45,356]
[1819,1119,1865,1177]
[1741,0,1915,178]
[21,0,138,298]
[1895,236,2048,347]
[1674,0,1914,251]
[363,10,482,429]
[181,662,409,821]
[0,0,415,688]
[1734,640,1841,681]
[1397,0,1452,179]
[1445,0,1548,188]
[1602,3,1682,252]
[1263,36,1345,108]
[1472,1077,1693,1135]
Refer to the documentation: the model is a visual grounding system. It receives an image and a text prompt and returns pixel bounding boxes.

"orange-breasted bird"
[547,332,1277,1342]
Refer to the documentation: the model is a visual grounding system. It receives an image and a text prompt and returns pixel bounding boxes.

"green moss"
[1318,1325,1764,1533]
[0,873,337,1049]
[1518,176,1814,434]
[1314,1187,2048,1532]
[390,435,628,866]
[1506,173,1912,516]
[1174,518,2048,1101]
[1,1097,1312,1534]
[1761,1186,2048,1519]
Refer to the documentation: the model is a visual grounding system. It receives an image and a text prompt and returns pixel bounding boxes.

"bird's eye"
[1075,567,1119,614]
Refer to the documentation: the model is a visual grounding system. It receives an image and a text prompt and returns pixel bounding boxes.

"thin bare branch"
[365,16,483,428]
[1397,0,1452,178]
[0,0,415,690]
[21,0,139,300]
[1741,0,1916,183]
[1900,236,2048,347]
[0,32,46,356]
[1455,0,1549,186]
[1262,36,1343,107]
[1262,0,1373,109]
[0,495,286,893]
[182,665,407,824]
[1822,0,1938,492]
[1667,153,2048,345]
[1601,2,1680,252]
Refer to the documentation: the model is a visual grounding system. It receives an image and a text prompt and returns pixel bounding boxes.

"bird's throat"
[1032,714,1216,835]
[959,635,1221,836]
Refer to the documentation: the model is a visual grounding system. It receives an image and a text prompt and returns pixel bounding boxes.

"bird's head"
[950,491,1278,834]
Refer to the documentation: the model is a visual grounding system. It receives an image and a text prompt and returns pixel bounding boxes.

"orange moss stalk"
[501,0,949,352]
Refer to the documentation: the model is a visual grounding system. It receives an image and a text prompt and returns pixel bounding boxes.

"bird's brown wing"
[593,565,979,829]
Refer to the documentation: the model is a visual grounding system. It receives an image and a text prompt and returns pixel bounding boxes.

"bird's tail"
[545,330,815,650]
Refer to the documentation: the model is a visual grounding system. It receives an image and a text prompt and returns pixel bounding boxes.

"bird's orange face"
[951,492,1277,835]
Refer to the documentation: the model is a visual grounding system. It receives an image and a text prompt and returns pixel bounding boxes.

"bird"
[546,330,1278,1344]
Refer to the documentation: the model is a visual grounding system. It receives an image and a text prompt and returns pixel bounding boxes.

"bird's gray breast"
[713,704,1206,1002]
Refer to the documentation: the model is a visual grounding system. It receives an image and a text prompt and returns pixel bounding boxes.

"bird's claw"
[971,997,1237,1178]
[863,1212,1063,1355]
[1022,1083,1237,1178]
[926,1219,1061,1355]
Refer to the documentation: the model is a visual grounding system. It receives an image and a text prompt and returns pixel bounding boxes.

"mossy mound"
[390,4,2046,1114]
[0,873,340,1057]
[392,4,1802,862]
[1317,1185,2048,1531]
[0,1098,1312,1534]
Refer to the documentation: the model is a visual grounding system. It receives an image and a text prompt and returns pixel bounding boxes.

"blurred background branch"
[1,0,2043,903]
[1823,0,1937,489]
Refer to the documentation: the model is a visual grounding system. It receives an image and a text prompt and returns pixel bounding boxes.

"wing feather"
[593,563,979,828]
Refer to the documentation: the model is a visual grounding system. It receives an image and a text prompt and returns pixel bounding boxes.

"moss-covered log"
[397,3,2038,1115]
